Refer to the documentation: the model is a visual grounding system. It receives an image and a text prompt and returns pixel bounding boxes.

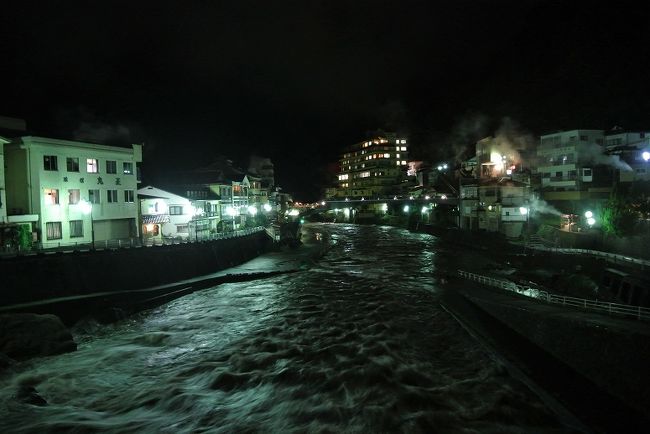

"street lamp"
[642,151,650,162]
[79,199,94,248]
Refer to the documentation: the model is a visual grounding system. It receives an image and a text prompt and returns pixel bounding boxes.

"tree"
[600,194,638,237]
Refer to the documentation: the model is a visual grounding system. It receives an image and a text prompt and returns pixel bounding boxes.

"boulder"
[0,313,77,360]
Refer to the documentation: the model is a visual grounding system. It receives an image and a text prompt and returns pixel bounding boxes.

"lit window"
[69,220,83,238]
[123,162,133,174]
[87,158,99,173]
[106,160,117,174]
[68,189,80,205]
[66,157,79,172]
[396,154,400,158]
[107,190,118,203]
[46,222,62,240]
[44,188,59,205]
[401,139,406,144]
[384,153,390,158]
[44,155,58,171]
[401,161,407,165]
[401,146,407,151]
[396,161,400,166]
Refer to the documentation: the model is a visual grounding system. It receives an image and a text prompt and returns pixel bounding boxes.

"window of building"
[69,220,83,238]
[68,189,80,204]
[46,222,62,240]
[401,161,407,165]
[87,158,99,173]
[44,155,58,171]
[123,162,133,174]
[383,153,390,158]
[542,172,551,178]
[636,168,646,174]
[360,171,370,178]
[106,160,117,174]
[124,190,135,203]
[89,189,100,204]
[580,135,588,141]
[44,188,59,205]
[169,205,183,215]
[66,157,79,172]
[400,146,407,151]
[583,168,592,176]
[107,189,118,203]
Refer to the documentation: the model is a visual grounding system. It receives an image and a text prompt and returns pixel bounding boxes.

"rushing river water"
[1,224,573,433]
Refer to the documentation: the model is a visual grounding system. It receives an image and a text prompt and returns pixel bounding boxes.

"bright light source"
[409,196,414,200]
[506,169,512,175]
[403,205,410,213]
[263,203,272,212]
[584,210,593,219]
[288,209,299,216]
[643,151,650,162]
[421,206,428,214]
[519,207,528,215]
[361,197,365,201]
[145,223,154,232]
[248,205,257,216]
[488,205,493,211]
[587,217,596,226]
[443,163,448,169]
[437,165,443,171]
[345,198,349,201]
[440,195,447,200]
[425,195,430,200]
[343,208,350,217]
[226,206,237,217]
[79,199,92,215]
[381,203,388,212]
[321,201,326,206]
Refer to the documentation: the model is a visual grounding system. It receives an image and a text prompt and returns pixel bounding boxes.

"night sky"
[1,1,648,200]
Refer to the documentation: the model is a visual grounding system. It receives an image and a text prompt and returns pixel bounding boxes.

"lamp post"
[79,199,94,249]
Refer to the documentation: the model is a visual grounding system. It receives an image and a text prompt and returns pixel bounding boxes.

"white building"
[137,185,195,241]
[4,136,142,248]
[604,130,650,182]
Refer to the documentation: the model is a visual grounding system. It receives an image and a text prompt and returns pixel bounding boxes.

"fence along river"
[1,224,574,433]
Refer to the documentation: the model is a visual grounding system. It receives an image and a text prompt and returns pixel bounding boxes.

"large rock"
[0,313,77,360]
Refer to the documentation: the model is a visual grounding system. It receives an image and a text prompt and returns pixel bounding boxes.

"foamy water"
[0,224,570,433]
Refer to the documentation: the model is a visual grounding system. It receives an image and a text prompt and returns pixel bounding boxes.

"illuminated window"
[69,220,83,238]
[107,190,118,203]
[68,189,80,205]
[86,158,99,173]
[66,157,79,172]
[106,160,117,174]
[401,161,407,165]
[44,155,58,171]
[124,190,135,203]
[338,174,349,180]
[360,171,370,178]
[396,140,400,144]
[401,140,406,144]
[383,153,390,158]
[401,146,407,151]
[89,189,100,204]
[123,162,133,174]
[396,154,400,158]
[396,161,400,166]
[44,188,59,205]
[46,222,62,240]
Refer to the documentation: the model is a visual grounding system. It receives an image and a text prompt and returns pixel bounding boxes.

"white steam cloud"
[577,142,633,172]
[529,198,562,216]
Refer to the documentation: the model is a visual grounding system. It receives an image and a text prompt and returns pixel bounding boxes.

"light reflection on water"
[0,224,569,433]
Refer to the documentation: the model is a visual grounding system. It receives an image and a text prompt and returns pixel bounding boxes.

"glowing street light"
[381,203,388,212]
[519,206,528,215]
[642,151,650,162]
[403,205,410,213]
[263,203,272,212]
[247,205,257,216]
[587,217,596,226]
[421,206,428,214]
[584,210,593,219]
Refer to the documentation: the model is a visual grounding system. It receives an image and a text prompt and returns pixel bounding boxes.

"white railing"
[457,269,650,321]
[527,244,650,269]
[142,226,265,247]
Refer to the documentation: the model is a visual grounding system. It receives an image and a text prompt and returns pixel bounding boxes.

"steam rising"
[578,142,633,172]
[529,198,562,216]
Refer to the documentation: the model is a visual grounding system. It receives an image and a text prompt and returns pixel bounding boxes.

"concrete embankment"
[442,282,650,433]
[0,231,271,308]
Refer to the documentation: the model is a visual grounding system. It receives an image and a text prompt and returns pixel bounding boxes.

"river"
[0,224,574,433]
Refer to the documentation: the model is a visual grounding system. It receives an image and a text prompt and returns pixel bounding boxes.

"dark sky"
[1,1,648,200]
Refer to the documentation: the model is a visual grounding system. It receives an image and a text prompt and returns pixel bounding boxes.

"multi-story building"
[604,130,650,182]
[536,129,612,211]
[4,136,142,248]
[327,132,409,199]
[138,185,195,241]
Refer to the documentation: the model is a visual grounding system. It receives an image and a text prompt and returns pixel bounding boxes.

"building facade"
[604,130,650,183]
[4,136,142,248]
[327,132,409,200]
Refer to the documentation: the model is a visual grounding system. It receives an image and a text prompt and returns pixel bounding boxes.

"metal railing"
[458,269,650,321]
[1,227,266,257]
[526,244,650,269]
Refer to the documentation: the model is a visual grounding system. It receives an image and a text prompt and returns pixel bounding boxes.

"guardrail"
[526,244,650,269]
[1,227,266,256]
[458,269,650,321]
